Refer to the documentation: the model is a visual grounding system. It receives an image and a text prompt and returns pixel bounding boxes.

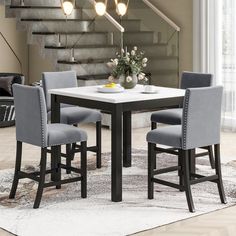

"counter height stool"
[147,86,227,212]
[151,72,215,170]
[42,71,102,170]
[9,85,87,208]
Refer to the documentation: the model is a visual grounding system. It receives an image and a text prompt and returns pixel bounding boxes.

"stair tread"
[45,45,117,49]
[32,30,153,35]
[10,6,64,9]
[58,58,108,64]
[32,31,107,35]
[21,18,93,22]
[77,74,110,81]
[21,18,140,22]
[58,56,178,65]
[45,43,167,49]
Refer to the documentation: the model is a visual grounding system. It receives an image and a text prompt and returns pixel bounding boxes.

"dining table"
[49,84,185,202]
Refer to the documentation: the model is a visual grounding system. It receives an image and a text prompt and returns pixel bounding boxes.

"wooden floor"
[0,125,236,236]
[135,205,236,236]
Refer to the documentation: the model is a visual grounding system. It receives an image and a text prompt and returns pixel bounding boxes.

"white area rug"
[0,149,236,236]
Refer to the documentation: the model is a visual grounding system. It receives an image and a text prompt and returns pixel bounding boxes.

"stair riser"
[9,0,61,6]
[46,48,118,61]
[123,32,154,45]
[43,34,108,47]
[17,21,95,33]
[57,63,110,76]
[95,20,141,32]
[127,45,167,57]
[6,8,85,20]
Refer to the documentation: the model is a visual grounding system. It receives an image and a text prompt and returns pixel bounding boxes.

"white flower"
[142,58,148,63]
[126,52,130,56]
[108,75,115,82]
[142,63,147,67]
[144,77,149,82]
[113,59,119,66]
[121,49,125,53]
[126,76,133,83]
[138,73,145,80]
[126,57,130,62]
[133,46,138,51]
[131,50,135,56]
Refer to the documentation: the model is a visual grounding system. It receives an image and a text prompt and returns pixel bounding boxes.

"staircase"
[0,0,180,88]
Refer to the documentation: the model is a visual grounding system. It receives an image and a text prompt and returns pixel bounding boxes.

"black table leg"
[51,94,60,181]
[111,104,123,202]
[123,111,132,167]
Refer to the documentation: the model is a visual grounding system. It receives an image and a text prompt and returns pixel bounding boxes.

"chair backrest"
[182,86,223,150]
[180,72,213,89]
[42,71,77,112]
[13,84,48,148]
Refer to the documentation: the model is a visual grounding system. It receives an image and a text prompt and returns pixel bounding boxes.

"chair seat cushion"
[146,125,182,148]
[47,123,87,147]
[151,108,183,125]
[48,106,102,125]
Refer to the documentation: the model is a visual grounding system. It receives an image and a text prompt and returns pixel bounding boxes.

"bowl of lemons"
[97,83,125,93]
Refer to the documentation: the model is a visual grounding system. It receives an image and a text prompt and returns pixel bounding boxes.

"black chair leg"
[189,149,196,180]
[178,150,184,192]
[96,121,102,169]
[151,122,157,169]
[182,150,195,213]
[9,141,22,199]
[148,143,155,199]
[66,144,72,174]
[33,148,47,209]
[208,146,215,169]
[81,141,87,198]
[151,122,157,130]
[55,146,62,189]
[214,144,227,204]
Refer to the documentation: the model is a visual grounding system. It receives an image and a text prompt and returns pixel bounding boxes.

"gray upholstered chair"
[151,71,215,169]
[147,86,226,212]
[42,71,102,171]
[9,84,87,209]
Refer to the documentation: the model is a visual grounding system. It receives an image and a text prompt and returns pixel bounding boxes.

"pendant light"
[94,0,107,16]
[115,0,129,16]
[61,0,75,16]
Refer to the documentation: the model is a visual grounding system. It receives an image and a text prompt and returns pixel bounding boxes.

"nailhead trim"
[39,90,46,148]
[182,89,190,149]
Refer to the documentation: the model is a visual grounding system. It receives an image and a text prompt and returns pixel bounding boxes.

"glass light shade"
[95,2,107,16]
[62,0,74,16]
[116,2,127,16]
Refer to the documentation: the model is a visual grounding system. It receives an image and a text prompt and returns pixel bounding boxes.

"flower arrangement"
[107,46,148,85]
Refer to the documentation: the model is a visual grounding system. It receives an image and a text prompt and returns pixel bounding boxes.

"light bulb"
[95,2,106,16]
[62,1,74,16]
[116,2,127,16]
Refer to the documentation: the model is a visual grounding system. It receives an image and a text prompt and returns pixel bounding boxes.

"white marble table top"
[49,85,185,104]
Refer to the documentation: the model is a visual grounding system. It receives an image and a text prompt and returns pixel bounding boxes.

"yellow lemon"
[104,83,116,88]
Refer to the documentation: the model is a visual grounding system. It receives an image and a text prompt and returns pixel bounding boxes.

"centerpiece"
[107,46,148,89]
